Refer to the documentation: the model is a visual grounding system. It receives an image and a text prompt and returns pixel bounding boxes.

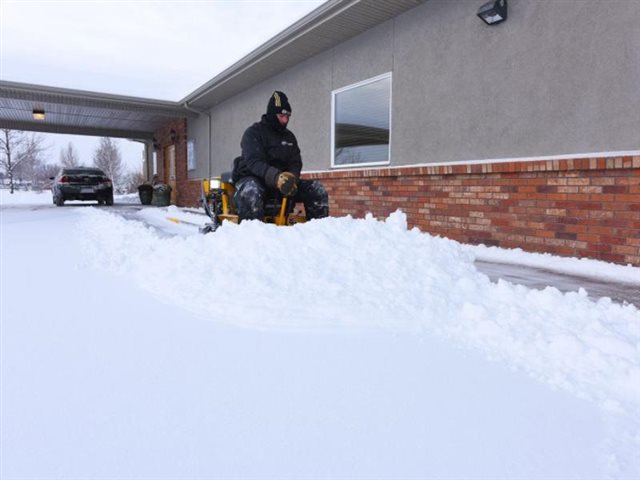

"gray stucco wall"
[186,113,210,180]
[191,0,640,179]
[193,49,337,178]
[392,0,640,164]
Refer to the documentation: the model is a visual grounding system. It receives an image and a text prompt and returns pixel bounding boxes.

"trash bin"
[138,184,153,205]
[152,184,172,207]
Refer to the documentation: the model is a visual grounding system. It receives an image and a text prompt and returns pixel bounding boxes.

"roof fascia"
[0,119,155,139]
[0,80,196,117]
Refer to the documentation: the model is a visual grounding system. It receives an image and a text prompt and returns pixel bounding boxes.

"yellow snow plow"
[199,173,306,233]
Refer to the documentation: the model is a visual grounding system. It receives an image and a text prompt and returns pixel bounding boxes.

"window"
[187,139,195,170]
[332,73,391,167]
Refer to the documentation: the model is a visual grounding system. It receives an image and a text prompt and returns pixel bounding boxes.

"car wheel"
[55,195,65,207]
[97,199,104,206]
[106,195,114,206]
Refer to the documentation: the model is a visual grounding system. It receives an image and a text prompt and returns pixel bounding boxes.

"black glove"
[276,171,298,196]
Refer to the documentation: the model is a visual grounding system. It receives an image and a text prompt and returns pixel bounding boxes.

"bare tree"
[59,142,80,167]
[0,129,46,193]
[33,162,62,191]
[123,169,146,194]
[93,137,124,188]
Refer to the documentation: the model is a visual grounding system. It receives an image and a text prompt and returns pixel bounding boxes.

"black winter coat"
[232,115,302,189]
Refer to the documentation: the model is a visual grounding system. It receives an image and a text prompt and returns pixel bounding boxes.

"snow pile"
[136,204,210,234]
[78,209,640,413]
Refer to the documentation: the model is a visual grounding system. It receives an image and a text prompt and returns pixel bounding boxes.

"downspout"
[183,101,212,179]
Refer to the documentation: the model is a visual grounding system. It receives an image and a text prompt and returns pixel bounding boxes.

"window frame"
[331,72,392,169]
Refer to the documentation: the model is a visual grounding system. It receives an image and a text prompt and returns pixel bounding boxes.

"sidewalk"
[476,260,639,306]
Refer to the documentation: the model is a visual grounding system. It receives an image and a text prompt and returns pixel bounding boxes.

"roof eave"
[0,80,194,116]
[181,0,354,107]
[182,0,426,109]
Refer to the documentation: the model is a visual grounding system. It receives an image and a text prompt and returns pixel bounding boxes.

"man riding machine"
[201,90,329,233]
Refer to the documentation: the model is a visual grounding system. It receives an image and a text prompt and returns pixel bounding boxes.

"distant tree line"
[0,128,144,194]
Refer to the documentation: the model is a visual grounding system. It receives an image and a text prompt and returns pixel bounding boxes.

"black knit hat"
[266,91,292,116]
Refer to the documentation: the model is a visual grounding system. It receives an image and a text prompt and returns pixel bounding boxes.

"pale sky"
[0,0,326,171]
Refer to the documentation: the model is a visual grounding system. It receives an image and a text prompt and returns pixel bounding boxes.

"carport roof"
[0,0,426,137]
[0,81,194,140]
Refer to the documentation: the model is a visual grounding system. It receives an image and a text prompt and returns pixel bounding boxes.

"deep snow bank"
[78,209,640,414]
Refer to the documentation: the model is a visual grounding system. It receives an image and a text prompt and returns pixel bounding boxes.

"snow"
[469,243,640,285]
[0,188,52,205]
[2,189,640,479]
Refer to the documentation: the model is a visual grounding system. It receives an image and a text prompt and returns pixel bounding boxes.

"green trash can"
[153,184,172,206]
[138,184,153,205]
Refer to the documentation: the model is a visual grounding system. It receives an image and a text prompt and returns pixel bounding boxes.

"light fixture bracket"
[477,0,508,26]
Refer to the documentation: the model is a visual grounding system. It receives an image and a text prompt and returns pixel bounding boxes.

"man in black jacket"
[232,91,329,221]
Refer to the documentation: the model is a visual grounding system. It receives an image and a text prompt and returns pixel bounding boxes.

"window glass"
[187,139,195,170]
[333,74,391,166]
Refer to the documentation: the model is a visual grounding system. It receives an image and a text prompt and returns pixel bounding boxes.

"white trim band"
[305,149,640,175]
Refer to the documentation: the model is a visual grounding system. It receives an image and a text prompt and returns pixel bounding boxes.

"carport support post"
[144,140,154,181]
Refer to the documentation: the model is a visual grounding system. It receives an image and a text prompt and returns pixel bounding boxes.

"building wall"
[153,118,201,206]
[304,155,640,266]
[187,112,210,181]
[177,0,639,265]
[391,0,640,164]
[194,50,335,178]
[196,0,639,174]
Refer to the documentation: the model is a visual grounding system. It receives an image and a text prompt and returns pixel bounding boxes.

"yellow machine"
[200,173,306,233]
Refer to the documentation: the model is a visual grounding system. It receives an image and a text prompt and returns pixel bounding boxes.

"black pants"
[234,176,329,221]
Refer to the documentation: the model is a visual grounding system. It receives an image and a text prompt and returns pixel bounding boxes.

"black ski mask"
[265,91,292,130]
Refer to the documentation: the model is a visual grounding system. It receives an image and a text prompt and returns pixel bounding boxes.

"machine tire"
[105,195,114,206]
[55,195,65,207]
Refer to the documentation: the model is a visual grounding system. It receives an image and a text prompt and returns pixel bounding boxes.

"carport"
[0,80,195,184]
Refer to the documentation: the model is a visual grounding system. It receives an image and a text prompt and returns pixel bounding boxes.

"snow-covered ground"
[2,190,639,479]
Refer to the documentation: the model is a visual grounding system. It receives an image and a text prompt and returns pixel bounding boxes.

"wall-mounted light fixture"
[477,0,507,25]
[152,136,161,151]
[32,108,45,120]
[170,129,179,144]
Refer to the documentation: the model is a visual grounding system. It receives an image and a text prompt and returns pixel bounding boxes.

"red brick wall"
[177,180,202,208]
[153,118,201,207]
[304,155,640,266]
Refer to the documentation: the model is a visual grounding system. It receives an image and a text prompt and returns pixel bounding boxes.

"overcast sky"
[1,0,326,171]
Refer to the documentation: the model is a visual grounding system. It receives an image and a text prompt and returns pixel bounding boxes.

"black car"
[50,167,114,206]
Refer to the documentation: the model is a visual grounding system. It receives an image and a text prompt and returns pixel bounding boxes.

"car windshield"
[63,168,105,176]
